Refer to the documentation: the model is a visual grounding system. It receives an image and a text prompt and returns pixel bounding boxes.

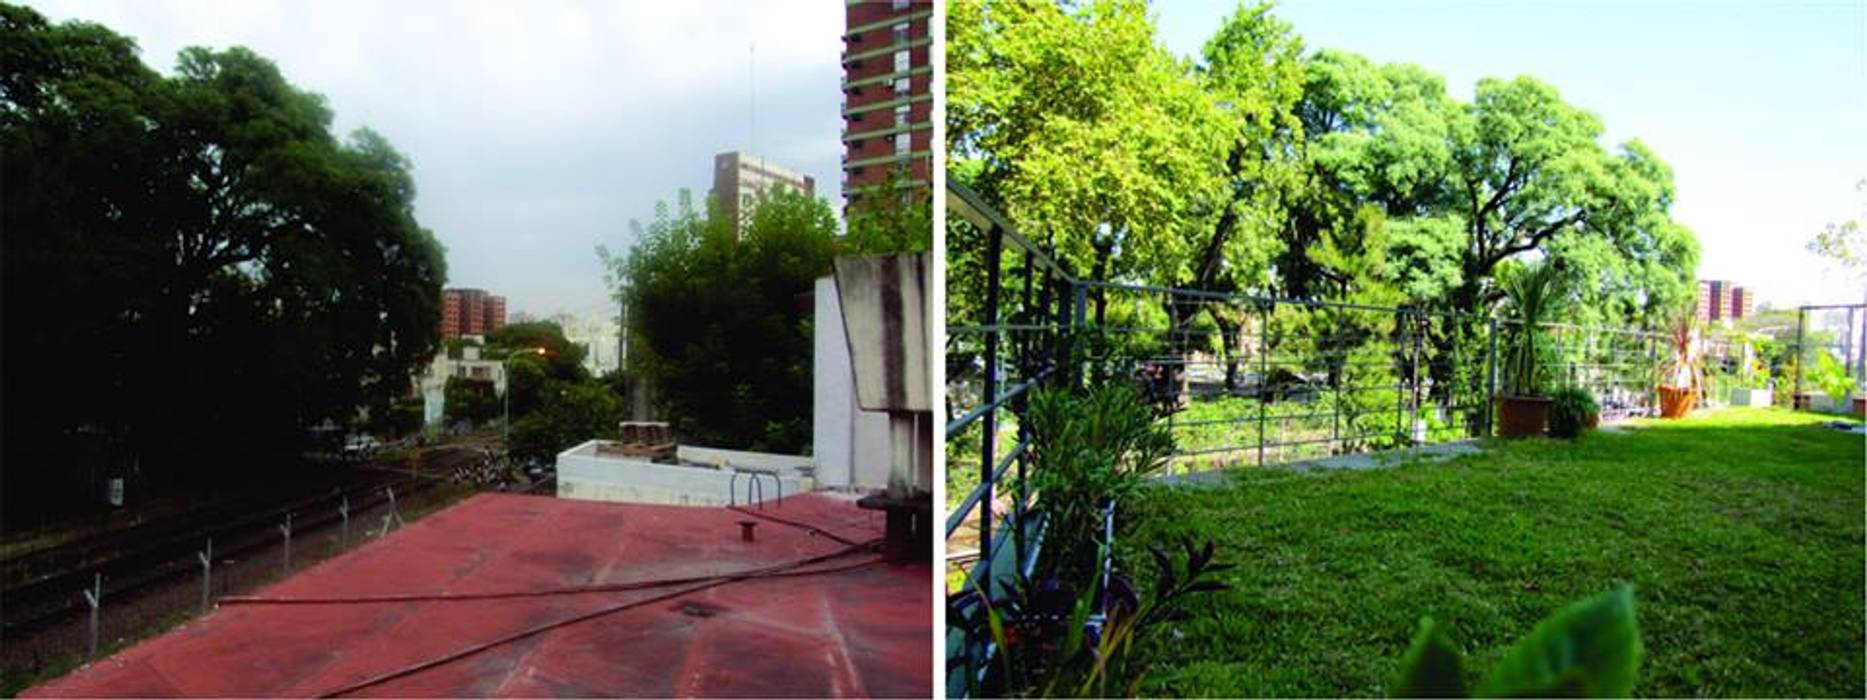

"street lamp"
[502,347,548,458]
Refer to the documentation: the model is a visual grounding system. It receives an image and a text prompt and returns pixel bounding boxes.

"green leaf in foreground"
[1475,585,1641,698]
[1395,617,1467,698]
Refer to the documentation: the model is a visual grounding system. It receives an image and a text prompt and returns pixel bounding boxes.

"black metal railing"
[944,179,1076,696]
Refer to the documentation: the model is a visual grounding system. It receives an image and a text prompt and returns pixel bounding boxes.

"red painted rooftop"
[28,492,932,698]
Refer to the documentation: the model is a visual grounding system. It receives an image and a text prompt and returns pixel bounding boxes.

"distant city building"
[415,338,508,429]
[841,0,932,210]
[440,288,508,339]
[710,151,815,235]
[1697,280,1752,322]
[550,312,622,377]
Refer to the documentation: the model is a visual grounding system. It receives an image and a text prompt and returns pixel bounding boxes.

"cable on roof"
[727,502,869,547]
[219,539,882,606]
[312,541,886,698]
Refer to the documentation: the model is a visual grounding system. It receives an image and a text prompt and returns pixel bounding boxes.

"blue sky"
[1157,0,1867,308]
[26,1,847,320]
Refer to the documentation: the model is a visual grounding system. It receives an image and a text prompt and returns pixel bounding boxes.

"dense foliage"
[602,188,833,452]
[2,4,445,524]
[1025,383,1174,574]
[443,377,500,426]
[948,0,1700,380]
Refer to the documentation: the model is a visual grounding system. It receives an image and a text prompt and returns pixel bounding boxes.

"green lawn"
[1121,408,1864,697]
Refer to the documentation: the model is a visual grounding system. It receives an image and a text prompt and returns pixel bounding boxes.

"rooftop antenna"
[739,41,746,161]
[749,41,756,163]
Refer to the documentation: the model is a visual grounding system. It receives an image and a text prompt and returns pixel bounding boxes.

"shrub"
[1026,383,1173,578]
[1810,353,1855,407]
[1547,385,1599,439]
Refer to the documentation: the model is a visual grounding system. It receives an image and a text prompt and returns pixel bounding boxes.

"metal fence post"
[82,573,101,659]
[198,538,213,614]
[1331,320,1342,452]
[1395,312,1409,445]
[385,486,405,529]
[279,513,293,575]
[1794,307,1806,401]
[1257,301,1270,468]
[1410,312,1424,445]
[977,224,1003,602]
[339,496,351,548]
[1485,317,1499,437]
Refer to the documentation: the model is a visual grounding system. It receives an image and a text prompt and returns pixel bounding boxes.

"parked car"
[342,434,382,458]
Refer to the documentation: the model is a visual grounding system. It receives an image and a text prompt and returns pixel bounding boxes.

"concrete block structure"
[555,441,813,507]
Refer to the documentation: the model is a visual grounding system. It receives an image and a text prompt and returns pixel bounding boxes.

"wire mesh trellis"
[1074,281,1495,472]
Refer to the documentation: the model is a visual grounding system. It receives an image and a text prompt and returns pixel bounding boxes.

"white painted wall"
[676,445,813,474]
[812,276,894,490]
[555,440,811,506]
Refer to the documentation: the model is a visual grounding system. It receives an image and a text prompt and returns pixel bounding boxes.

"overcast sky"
[1159,0,1867,308]
[26,0,847,319]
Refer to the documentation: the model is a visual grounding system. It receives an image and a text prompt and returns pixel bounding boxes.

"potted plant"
[1725,335,1774,407]
[1808,352,1857,415]
[1547,385,1599,439]
[1655,313,1703,419]
[1495,261,1565,437]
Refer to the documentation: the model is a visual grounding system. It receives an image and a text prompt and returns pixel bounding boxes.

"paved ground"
[27,492,932,698]
[1160,440,1485,486]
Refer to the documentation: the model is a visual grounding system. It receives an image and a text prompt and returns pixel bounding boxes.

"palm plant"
[1498,261,1565,398]
[1653,309,1705,418]
[1657,312,1703,392]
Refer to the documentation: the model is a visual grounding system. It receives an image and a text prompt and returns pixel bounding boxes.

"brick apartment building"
[440,288,508,339]
[841,0,933,210]
[1696,280,1751,322]
[711,151,816,235]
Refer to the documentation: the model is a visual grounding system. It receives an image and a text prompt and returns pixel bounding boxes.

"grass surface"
[1121,408,1864,697]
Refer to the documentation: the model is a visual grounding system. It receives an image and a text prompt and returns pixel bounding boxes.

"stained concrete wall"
[812,276,894,490]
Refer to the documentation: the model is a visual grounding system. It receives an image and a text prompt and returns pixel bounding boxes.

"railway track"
[1,471,440,639]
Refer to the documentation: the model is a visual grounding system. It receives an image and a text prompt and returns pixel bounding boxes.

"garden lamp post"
[502,347,549,457]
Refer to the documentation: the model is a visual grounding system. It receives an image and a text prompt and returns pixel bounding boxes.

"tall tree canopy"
[601,187,841,453]
[947,0,1698,330]
[948,0,1231,291]
[2,4,445,522]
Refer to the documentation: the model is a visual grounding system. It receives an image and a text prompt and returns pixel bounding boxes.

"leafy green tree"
[1808,178,1866,283]
[511,381,627,462]
[486,321,588,380]
[442,377,499,426]
[2,4,444,523]
[948,0,1232,314]
[844,173,933,254]
[601,187,839,453]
